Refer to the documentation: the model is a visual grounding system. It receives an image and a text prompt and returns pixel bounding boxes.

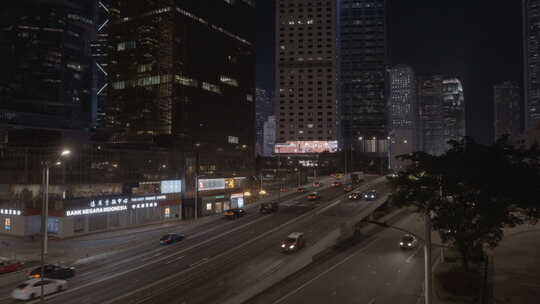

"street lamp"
[40,148,70,302]
[194,143,200,221]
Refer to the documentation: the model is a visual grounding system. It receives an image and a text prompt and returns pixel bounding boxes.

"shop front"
[60,193,182,238]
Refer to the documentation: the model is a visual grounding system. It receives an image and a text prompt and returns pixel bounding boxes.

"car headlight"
[407,243,412,247]
[289,245,295,249]
[370,195,375,198]
[399,242,404,246]
[281,244,286,248]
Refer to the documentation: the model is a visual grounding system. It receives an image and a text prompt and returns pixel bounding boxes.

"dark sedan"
[160,233,185,245]
[28,264,75,279]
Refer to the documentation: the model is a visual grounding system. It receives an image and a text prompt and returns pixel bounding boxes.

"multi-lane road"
[249,213,440,304]
[0,176,388,304]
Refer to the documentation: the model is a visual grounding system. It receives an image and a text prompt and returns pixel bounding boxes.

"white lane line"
[25,214,271,304]
[189,258,208,268]
[367,299,376,304]
[164,256,185,265]
[271,236,381,304]
[406,247,422,263]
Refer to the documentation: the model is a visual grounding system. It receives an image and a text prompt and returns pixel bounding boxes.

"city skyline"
[257,0,523,144]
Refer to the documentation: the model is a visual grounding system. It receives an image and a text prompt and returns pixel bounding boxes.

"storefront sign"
[198,177,246,191]
[89,195,166,208]
[66,194,171,217]
[230,193,245,208]
[0,209,21,216]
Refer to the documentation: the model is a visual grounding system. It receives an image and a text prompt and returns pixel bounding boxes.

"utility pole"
[424,212,433,304]
[194,144,200,220]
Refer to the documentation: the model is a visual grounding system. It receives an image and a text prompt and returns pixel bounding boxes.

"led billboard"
[274,141,338,154]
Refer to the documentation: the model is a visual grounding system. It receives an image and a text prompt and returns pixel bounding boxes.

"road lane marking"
[164,256,185,265]
[189,258,208,268]
[271,236,381,304]
[367,299,376,304]
[24,214,272,304]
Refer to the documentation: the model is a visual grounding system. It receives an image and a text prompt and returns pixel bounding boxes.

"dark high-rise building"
[417,75,445,155]
[274,0,339,154]
[339,0,388,152]
[494,81,521,141]
[0,0,95,130]
[387,65,417,171]
[107,0,255,150]
[417,76,466,155]
[524,0,540,131]
[91,0,111,129]
[256,88,273,156]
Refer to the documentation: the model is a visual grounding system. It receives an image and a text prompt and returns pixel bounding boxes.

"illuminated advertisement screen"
[275,141,338,154]
[198,178,225,191]
[160,180,182,194]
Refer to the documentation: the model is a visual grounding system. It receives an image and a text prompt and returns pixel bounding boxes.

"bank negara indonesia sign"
[65,195,167,217]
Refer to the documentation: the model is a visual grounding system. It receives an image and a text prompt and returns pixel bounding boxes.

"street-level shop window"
[164,207,171,219]
[206,203,213,211]
[4,218,11,231]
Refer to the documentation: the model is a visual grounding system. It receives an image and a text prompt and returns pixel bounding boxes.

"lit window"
[220,75,239,87]
[175,75,198,87]
[206,203,213,211]
[202,82,222,94]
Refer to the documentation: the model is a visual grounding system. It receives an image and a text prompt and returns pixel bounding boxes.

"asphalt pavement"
[249,213,432,304]
[0,175,368,303]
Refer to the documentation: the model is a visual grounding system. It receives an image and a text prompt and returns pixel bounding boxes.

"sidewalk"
[0,175,340,265]
[489,222,540,304]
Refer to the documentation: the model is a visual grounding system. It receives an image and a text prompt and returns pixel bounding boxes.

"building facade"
[339,0,388,153]
[417,76,466,155]
[0,0,95,130]
[91,0,111,129]
[494,82,522,141]
[263,115,277,156]
[256,88,274,156]
[107,0,255,149]
[387,65,417,171]
[524,0,540,131]
[274,0,339,154]
[442,78,466,146]
[417,75,445,155]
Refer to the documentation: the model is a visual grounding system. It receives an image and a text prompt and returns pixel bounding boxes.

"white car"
[11,278,68,300]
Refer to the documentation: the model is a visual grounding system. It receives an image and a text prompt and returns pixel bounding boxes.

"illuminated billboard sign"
[160,180,182,194]
[65,195,168,217]
[198,177,246,191]
[274,141,338,154]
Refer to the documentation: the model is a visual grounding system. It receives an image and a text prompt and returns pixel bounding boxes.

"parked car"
[259,202,279,214]
[281,232,306,253]
[348,192,361,200]
[28,264,75,280]
[160,233,185,245]
[343,184,353,192]
[224,208,247,219]
[313,181,321,187]
[11,278,67,300]
[363,190,377,201]
[0,259,23,274]
[296,187,306,193]
[399,234,419,249]
[307,192,320,201]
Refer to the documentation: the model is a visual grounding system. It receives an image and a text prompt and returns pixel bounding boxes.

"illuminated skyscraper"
[417,76,466,155]
[524,0,540,131]
[274,0,339,154]
[387,65,417,170]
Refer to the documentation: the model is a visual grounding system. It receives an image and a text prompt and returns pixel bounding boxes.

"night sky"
[256,0,523,144]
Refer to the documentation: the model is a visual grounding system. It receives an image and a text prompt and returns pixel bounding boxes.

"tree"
[389,137,540,271]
